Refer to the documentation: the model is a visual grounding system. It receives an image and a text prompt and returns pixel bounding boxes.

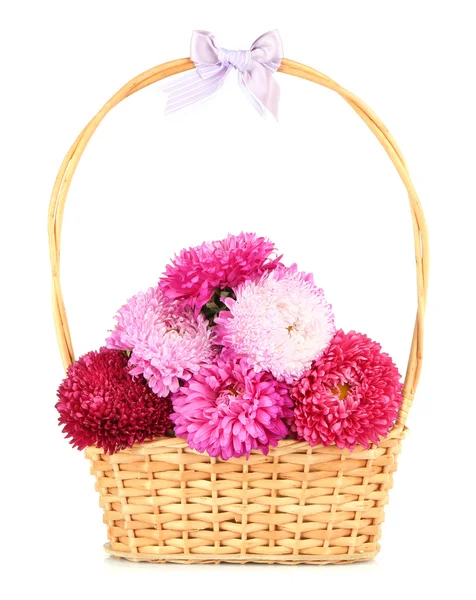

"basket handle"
[48,58,429,428]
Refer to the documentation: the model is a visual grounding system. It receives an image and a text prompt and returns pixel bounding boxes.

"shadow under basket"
[86,427,406,564]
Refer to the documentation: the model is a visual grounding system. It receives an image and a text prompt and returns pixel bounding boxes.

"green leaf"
[201,286,236,326]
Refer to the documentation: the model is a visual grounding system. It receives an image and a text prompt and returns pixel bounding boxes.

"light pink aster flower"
[290,330,403,450]
[106,286,215,397]
[171,358,293,460]
[159,232,283,313]
[215,265,335,382]
[107,286,166,352]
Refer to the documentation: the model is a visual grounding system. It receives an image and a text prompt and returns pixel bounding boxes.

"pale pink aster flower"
[215,265,335,382]
[106,286,215,397]
[290,330,403,450]
[159,232,283,313]
[171,358,293,459]
[106,286,165,351]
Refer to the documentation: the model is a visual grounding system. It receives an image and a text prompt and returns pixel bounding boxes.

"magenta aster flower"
[106,286,215,397]
[171,358,293,459]
[56,348,172,454]
[159,232,283,312]
[290,330,403,451]
[215,265,335,382]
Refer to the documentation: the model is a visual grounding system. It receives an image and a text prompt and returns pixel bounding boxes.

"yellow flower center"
[332,383,350,400]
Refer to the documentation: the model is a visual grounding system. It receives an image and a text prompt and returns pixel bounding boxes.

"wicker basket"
[48,57,428,564]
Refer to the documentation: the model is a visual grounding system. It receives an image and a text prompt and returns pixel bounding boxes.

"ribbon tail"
[237,72,266,118]
[164,68,227,115]
[262,74,280,120]
[241,64,280,120]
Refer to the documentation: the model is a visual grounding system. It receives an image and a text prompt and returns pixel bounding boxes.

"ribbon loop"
[164,30,283,118]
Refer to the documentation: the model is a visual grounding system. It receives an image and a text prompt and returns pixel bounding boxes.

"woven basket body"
[49,57,428,564]
[86,428,405,564]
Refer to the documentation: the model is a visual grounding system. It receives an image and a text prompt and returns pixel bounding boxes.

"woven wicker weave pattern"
[86,427,405,564]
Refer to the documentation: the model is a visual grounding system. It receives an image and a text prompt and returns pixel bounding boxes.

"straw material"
[86,427,405,564]
[49,58,429,564]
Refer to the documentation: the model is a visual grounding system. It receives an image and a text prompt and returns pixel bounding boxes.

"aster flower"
[290,330,403,451]
[171,358,293,460]
[106,286,215,397]
[215,265,335,382]
[159,232,283,313]
[56,348,172,454]
[106,285,166,352]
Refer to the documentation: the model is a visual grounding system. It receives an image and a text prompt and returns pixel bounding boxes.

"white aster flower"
[215,266,336,382]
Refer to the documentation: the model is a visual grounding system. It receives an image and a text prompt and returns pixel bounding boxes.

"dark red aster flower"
[56,348,172,453]
[290,330,402,451]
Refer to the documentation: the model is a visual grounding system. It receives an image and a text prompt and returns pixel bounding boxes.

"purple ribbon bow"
[164,30,283,119]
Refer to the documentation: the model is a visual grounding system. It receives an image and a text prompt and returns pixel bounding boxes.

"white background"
[1,1,475,598]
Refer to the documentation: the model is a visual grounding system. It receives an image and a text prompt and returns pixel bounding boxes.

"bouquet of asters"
[56,233,402,459]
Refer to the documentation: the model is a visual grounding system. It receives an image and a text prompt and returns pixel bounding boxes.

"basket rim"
[85,425,406,457]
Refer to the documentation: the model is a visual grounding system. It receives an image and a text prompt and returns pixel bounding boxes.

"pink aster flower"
[56,348,172,454]
[106,286,215,397]
[171,358,293,460]
[215,265,335,382]
[107,285,166,351]
[159,232,283,313]
[290,330,403,451]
